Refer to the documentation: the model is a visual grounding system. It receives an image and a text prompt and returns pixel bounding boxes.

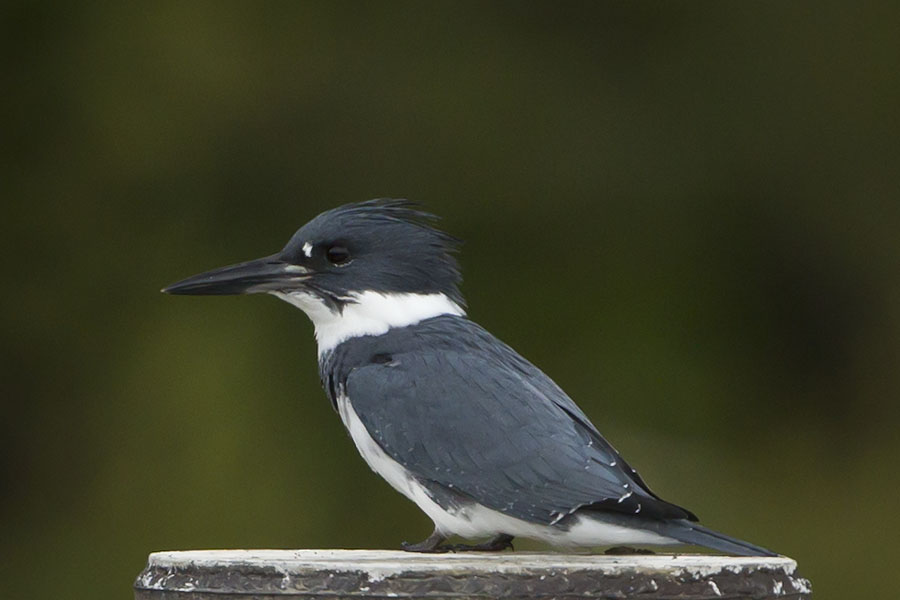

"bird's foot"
[441,534,515,553]
[402,532,515,553]
[604,546,656,555]
[401,530,449,553]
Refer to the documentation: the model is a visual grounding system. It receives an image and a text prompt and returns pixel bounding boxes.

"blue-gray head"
[164,199,466,353]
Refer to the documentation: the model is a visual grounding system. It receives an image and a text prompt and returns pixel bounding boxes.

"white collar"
[272,290,465,356]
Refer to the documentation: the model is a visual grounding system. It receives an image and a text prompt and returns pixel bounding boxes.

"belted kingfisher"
[164,199,776,556]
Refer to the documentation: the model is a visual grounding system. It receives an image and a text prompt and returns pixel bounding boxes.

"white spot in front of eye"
[302,242,313,257]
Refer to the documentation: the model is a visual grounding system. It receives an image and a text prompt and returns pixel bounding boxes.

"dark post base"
[134,549,811,599]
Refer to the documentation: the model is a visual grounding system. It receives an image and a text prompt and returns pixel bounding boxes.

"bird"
[163,199,776,556]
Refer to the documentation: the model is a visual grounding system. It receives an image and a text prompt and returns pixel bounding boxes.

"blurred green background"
[3,2,899,598]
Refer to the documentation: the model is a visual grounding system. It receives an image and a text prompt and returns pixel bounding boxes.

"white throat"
[272,290,465,355]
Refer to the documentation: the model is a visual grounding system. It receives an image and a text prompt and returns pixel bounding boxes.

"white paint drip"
[140,550,802,591]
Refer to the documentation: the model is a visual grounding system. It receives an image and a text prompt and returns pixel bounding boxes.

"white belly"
[336,394,676,546]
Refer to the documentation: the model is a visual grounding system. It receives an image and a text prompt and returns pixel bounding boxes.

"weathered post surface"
[134,549,811,599]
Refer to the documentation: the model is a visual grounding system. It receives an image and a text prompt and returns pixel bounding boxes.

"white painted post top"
[134,549,811,599]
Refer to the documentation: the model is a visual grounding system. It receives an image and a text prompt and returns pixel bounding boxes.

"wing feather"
[346,348,692,525]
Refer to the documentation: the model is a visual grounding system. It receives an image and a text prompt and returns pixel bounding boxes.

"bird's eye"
[326,245,351,265]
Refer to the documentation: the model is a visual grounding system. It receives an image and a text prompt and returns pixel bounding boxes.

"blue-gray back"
[319,315,696,525]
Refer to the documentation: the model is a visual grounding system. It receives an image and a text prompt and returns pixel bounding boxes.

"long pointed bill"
[162,255,310,295]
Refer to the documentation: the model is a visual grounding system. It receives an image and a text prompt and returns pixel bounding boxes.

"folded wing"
[346,349,694,525]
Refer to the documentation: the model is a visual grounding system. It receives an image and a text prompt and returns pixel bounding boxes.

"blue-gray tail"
[660,519,778,557]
